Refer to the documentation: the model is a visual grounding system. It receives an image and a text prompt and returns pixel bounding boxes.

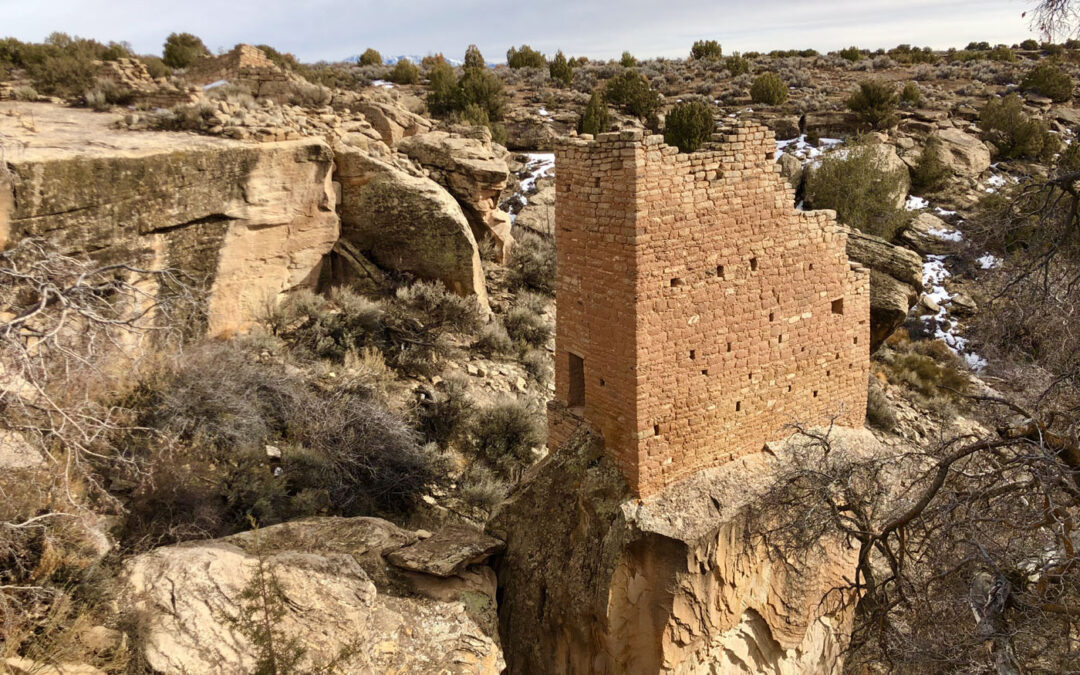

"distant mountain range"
[344,54,499,67]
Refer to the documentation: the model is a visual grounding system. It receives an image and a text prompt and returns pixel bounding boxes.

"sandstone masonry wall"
[550,123,870,496]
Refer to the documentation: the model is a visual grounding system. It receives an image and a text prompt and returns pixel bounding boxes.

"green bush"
[454,103,507,145]
[16,34,108,99]
[664,100,714,152]
[101,41,131,61]
[549,50,573,86]
[604,69,663,120]
[426,61,458,116]
[389,58,419,84]
[162,32,208,69]
[358,47,383,66]
[911,135,950,193]
[256,44,301,71]
[749,72,788,105]
[1021,62,1074,102]
[839,46,863,62]
[805,144,910,240]
[725,54,750,76]
[966,41,991,51]
[463,44,485,70]
[469,401,544,478]
[578,90,611,135]
[980,93,1061,161]
[506,45,546,69]
[900,81,922,107]
[508,229,556,295]
[987,45,1017,62]
[620,51,637,68]
[473,319,514,356]
[690,40,722,60]
[457,66,507,120]
[847,79,899,129]
[140,55,171,79]
[1020,38,1040,50]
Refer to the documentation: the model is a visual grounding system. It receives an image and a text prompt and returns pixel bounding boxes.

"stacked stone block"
[550,122,870,496]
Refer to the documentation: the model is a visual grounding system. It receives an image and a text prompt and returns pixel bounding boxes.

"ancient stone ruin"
[548,122,871,496]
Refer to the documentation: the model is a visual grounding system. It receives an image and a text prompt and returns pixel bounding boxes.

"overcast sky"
[0,0,1045,63]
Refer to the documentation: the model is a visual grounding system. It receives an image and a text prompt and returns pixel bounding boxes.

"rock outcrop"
[899,212,963,255]
[491,426,885,675]
[352,96,433,146]
[120,517,504,674]
[335,147,489,306]
[398,129,514,261]
[0,103,339,335]
[935,128,991,179]
[844,228,925,350]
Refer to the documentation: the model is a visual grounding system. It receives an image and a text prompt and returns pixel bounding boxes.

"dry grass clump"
[875,329,969,409]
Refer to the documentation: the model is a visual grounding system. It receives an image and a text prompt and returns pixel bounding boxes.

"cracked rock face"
[119,517,504,675]
[490,427,885,674]
[0,103,339,336]
[398,129,515,262]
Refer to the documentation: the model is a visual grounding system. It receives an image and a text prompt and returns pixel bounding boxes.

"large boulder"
[898,212,963,255]
[398,129,514,261]
[862,144,911,209]
[844,228,924,350]
[801,111,862,138]
[0,102,339,336]
[935,128,991,179]
[119,517,504,674]
[491,425,887,675]
[354,98,433,146]
[335,147,489,307]
[513,177,556,237]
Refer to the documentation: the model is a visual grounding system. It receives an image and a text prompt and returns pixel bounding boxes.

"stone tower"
[547,123,871,496]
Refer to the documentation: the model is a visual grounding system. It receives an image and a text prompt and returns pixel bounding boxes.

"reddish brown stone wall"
[551,123,870,496]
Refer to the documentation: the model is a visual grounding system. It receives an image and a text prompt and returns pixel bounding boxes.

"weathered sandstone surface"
[844,227,925,350]
[0,103,338,335]
[335,146,489,305]
[399,128,514,261]
[120,517,504,674]
[491,425,885,674]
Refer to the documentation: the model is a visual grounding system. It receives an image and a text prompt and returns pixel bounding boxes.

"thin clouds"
[0,0,1038,62]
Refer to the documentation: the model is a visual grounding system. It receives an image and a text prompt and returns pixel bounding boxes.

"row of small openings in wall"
[651,382,829,437]
[667,257,760,289]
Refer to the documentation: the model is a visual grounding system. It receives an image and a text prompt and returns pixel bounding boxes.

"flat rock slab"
[387,525,504,578]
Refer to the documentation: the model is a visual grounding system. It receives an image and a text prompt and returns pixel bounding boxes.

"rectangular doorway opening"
[568,352,585,408]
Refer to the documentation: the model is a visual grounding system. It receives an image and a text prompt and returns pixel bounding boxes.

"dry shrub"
[507,229,556,295]
[469,399,544,479]
[112,340,444,551]
[877,329,969,408]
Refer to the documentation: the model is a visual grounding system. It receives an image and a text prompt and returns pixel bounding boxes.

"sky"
[0,0,1047,63]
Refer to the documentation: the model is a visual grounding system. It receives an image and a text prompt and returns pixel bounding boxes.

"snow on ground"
[928,226,964,243]
[508,153,555,222]
[921,255,987,371]
[905,195,929,211]
[371,80,394,89]
[775,135,843,165]
[934,206,958,217]
[977,253,1002,269]
[538,108,550,117]
[983,172,1014,194]
[203,80,228,91]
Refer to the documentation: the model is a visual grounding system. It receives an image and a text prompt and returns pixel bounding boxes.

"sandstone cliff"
[0,103,339,335]
[490,420,886,674]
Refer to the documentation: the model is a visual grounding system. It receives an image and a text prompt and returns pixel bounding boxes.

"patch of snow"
[203,80,229,91]
[509,152,556,223]
[921,255,986,371]
[977,253,1001,269]
[371,79,394,89]
[775,135,844,167]
[538,107,550,117]
[927,227,964,243]
[905,195,929,211]
[934,206,957,217]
